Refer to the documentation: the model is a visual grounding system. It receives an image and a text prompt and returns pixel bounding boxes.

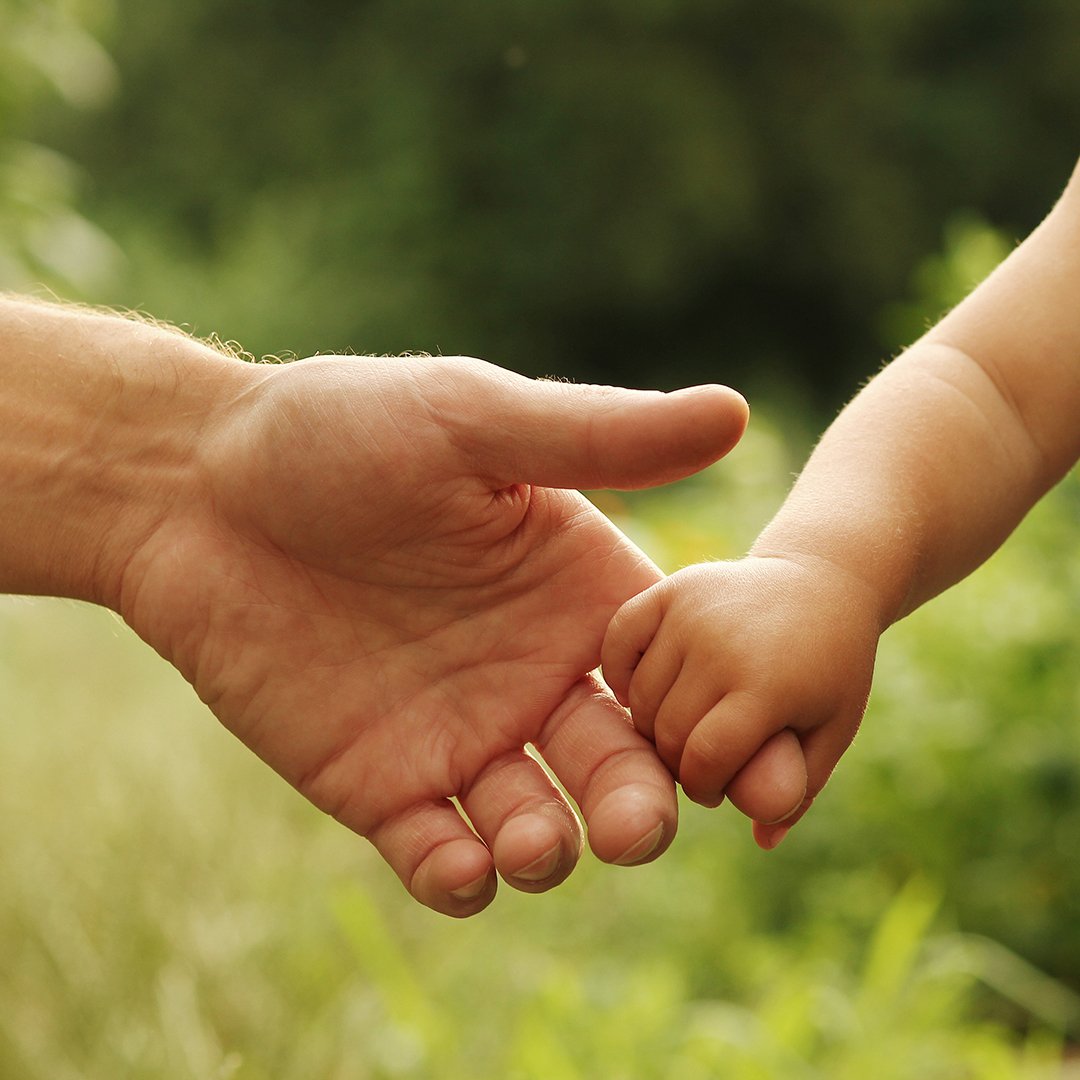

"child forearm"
[603,160,1080,837]
[752,162,1080,627]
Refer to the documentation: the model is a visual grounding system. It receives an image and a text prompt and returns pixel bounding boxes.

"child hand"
[601,555,882,846]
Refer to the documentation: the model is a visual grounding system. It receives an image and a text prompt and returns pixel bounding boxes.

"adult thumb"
[445,360,749,491]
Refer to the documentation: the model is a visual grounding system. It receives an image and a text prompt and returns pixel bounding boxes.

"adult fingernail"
[512,843,562,883]
[450,874,490,901]
[613,822,666,866]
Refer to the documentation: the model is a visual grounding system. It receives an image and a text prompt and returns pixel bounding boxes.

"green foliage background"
[10,0,1080,404]
[2,1,1080,1076]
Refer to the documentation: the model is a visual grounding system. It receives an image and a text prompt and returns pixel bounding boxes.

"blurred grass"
[2,411,1078,1078]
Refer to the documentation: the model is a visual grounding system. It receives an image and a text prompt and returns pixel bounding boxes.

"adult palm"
[120,354,748,915]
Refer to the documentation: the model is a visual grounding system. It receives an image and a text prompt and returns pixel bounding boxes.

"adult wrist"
[0,298,256,610]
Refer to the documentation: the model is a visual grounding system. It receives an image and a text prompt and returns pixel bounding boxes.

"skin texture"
[0,297,758,916]
[604,157,1080,847]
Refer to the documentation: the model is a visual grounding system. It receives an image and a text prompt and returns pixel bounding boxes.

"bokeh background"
[2,2,1079,1077]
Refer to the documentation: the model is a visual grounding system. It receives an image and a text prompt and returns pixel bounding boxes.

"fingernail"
[613,822,665,866]
[763,825,791,851]
[450,874,490,901]
[672,384,749,410]
[512,843,562,883]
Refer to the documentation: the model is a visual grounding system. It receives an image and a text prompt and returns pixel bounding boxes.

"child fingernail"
[613,822,666,866]
[763,825,791,850]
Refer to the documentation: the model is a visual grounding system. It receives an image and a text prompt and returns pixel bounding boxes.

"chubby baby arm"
[603,555,882,844]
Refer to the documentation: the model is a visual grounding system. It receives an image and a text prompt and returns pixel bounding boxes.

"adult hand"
[116,353,748,915]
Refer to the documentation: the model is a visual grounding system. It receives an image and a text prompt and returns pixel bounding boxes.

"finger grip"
[724,728,808,825]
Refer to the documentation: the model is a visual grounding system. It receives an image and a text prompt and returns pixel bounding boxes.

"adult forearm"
[0,297,250,609]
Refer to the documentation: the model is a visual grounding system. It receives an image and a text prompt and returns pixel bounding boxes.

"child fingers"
[366,799,498,918]
[626,647,688,746]
[457,749,584,894]
[677,691,786,808]
[601,584,668,708]
[537,674,678,866]
[649,666,730,775]
[753,796,815,850]
[807,708,864,794]
[800,719,860,809]
[724,728,808,825]
[750,714,861,849]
